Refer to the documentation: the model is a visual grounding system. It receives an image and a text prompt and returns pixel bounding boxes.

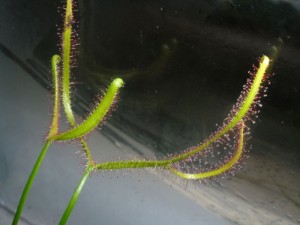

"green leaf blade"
[55,78,124,141]
[47,55,61,139]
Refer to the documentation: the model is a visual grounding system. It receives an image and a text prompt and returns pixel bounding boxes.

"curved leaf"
[47,55,61,139]
[54,78,124,141]
[168,121,245,179]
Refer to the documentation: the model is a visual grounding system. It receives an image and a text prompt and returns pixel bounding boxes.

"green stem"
[12,140,52,225]
[58,167,92,225]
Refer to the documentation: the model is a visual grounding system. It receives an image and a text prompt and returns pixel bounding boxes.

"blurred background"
[0,0,299,224]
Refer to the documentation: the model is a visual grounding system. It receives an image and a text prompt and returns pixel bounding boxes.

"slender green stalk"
[12,140,52,225]
[58,167,92,225]
[13,39,59,225]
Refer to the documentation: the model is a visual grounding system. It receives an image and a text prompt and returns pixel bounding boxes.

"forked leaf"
[166,55,269,163]
[94,55,270,171]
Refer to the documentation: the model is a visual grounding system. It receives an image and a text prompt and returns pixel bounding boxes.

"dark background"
[2,0,300,177]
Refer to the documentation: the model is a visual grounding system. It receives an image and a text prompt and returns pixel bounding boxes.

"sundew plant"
[12,0,272,224]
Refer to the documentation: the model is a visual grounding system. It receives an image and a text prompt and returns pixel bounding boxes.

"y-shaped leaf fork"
[51,0,270,177]
[58,54,269,225]
[12,1,123,223]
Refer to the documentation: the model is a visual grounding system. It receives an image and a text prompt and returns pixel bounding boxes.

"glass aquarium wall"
[76,0,300,156]
[0,0,299,224]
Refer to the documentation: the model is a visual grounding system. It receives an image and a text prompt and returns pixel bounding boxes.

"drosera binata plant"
[12,0,271,225]
[11,0,124,224]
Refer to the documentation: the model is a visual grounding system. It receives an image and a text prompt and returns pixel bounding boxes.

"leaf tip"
[260,55,270,66]
[113,78,124,88]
